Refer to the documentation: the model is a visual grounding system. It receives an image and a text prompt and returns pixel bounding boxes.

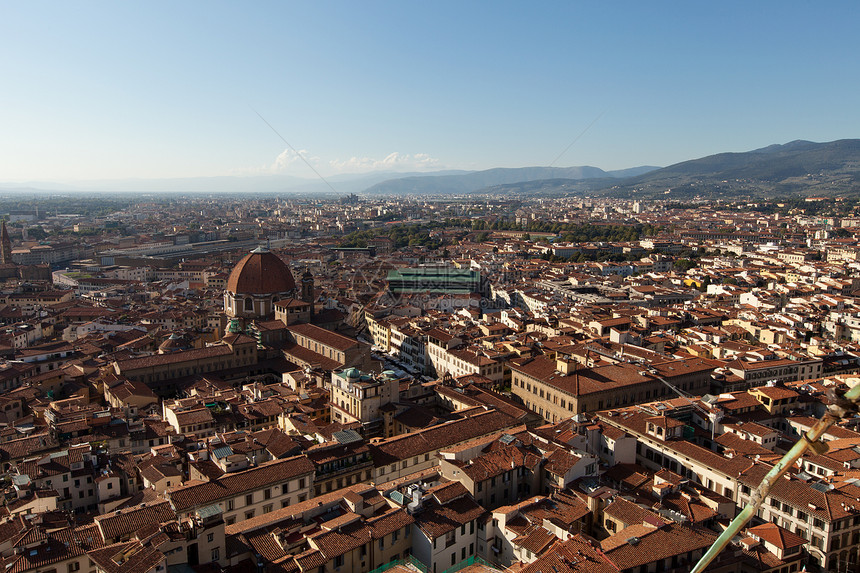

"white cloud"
[271,148,321,172]
[231,149,441,177]
[231,149,320,176]
[328,152,440,173]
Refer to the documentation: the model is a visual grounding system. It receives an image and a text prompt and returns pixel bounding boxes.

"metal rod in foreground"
[689,384,860,573]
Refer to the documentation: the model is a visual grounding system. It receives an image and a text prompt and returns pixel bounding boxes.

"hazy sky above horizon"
[2,1,859,183]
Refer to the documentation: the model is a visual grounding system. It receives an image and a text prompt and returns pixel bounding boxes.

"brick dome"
[227,247,296,295]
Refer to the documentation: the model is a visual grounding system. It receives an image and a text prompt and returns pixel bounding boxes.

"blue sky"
[1,1,858,182]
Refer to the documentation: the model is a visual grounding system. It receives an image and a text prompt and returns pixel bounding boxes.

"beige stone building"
[166,454,315,526]
[223,483,415,573]
[163,405,215,438]
[305,436,374,496]
[113,333,258,393]
[328,367,399,435]
[597,403,860,571]
[510,355,714,422]
[438,434,543,510]
[274,297,312,325]
[368,409,523,482]
[287,322,374,371]
[724,357,823,389]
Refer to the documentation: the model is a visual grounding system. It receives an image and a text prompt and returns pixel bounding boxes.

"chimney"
[557,358,575,375]
[586,492,602,517]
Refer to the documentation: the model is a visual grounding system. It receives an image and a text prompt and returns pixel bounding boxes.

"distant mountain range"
[0,166,656,196]
[360,165,659,195]
[599,139,860,198]
[475,139,860,199]
[2,139,858,198]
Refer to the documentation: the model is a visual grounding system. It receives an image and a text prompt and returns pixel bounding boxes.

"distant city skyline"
[2,1,859,184]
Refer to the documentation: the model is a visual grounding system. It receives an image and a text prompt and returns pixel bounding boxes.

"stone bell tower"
[0,221,12,265]
[301,268,315,316]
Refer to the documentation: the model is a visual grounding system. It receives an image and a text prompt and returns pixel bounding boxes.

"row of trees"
[443,217,661,239]
[340,223,447,250]
[1,196,134,217]
[539,251,647,263]
[342,219,662,250]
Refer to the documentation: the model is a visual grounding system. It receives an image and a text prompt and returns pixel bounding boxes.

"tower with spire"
[0,221,12,265]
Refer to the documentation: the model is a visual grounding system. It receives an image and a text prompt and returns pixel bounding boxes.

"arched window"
[244,297,254,311]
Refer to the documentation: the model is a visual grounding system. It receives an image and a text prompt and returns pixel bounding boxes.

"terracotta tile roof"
[167,454,314,512]
[294,548,326,570]
[715,433,772,458]
[367,508,414,539]
[747,522,807,549]
[598,409,755,479]
[607,497,662,530]
[500,492,590,532]
[6,524,104,573]
[0,433,57,462]
[787,415,860,440]
[413,495,486,540]
[287,323,359,352]
[518,535,616,573]
[600,522,716,570]
[512,525,556,554]
[454,444,542,483]
[237,398,286,419]
[657,492,718,524]
[0,516,27,544]
[437,384,533,421]
[727,358,798,371]
[738,463,860,522]
[305,440,370,466]
[251,428,302,458]
[369,409,519,466]
[282,342,342,370]
[543,448,583,477]
[224,484,377,535]
[751,385,799,400]
[600,423,627,441]
[511,355,705,397]
[603,464,651,489]
[308,517,370,559]
[115,344,233,371]
[716,392,762,412]
[738,542,795,570]
[393,404,442,430]
[95,501,176,541]
[242,528,290,562]
[87,540,164,573]
[173,407,214,425]
[426,481,469,504]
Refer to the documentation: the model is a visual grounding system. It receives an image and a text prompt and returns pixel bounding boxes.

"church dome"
[227,247,296,295]
[158,332,192,354]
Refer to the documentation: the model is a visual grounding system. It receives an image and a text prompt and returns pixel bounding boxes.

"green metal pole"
[690,384,860,573]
